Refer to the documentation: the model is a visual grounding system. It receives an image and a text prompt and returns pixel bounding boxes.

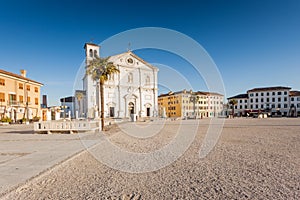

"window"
[9,94,16,105]
[284,97,287,101]
[245,100,247,103]
[278,104,281,108]
[272,104,275,108]
[272,92,275,95]
[278,97,281,102]
[256,105,258,109]
[266,92,269,96]
[272,98,275,102]
[250,105,253,109]
[256,98,258,103]
[250,99,253,103]
[27,97,30,103]
[109,74,114,81]
[261,93,264,96]
[261,98,264,102]
[278,91,282,95]
[0,92,5,102]
[0,79,5,86]
[34,87,38,93]
[19,95,23,103]
[266,98,269,102]
[291,97,294,101]
[94,50,98,57]
[128,73,133,83]
[261,105,264,109]
[297,103,300,108]
[284,104,288,108]
[250,93,254,97]
[256,93,258,96]
[89,49,93,57]
[284,91,287,95]
[35,98,39,105]
[19,83,23,89]
[240,100,242,103]
[26,85,30,91]
[145,76,150,85]
[245,105,248,109]
[240,105,242,109]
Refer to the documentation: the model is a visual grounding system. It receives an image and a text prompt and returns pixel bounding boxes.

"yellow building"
[158,91,183,118]
[0,69,43,122]
[158,90,224,118]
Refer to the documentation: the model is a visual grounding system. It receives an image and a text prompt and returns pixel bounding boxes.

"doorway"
[109,107,115,117]
[128,102,134,114]
[147,107,150,117]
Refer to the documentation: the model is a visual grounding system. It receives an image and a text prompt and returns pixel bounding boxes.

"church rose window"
[127,58,133,64]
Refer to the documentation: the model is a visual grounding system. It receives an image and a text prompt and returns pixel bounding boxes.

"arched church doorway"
[128,102,135,114]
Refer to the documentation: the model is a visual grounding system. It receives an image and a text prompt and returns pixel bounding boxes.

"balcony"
[7,101,29,106]
[7,100,19,106]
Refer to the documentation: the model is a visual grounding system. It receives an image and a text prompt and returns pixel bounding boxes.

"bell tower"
[83,43,100,118]
[84,43,100,65]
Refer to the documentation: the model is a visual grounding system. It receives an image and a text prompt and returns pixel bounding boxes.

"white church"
[76,43,159,119]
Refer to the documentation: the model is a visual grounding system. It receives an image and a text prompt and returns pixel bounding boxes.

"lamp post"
[24,80,29,123]
[190,95,198,118]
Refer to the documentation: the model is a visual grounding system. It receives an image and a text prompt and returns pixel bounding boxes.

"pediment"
[108,51,158,71]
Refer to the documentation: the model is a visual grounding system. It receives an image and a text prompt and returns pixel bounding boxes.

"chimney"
[20,69,27,77]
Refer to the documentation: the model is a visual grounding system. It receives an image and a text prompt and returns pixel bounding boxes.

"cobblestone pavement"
[1,119,300,199]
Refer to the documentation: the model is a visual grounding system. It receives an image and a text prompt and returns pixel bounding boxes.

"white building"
[228,86,300,117]
[203,92,224,118]
[78,43,159,119]
[289,91,300,117]
[60,96,75,119]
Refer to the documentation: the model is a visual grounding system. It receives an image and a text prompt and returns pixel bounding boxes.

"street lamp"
[24,80,29,123]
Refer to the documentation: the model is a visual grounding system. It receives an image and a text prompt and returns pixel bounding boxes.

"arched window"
[109,74,114,81]
[94,50,98,57]
[146,76,150,85]
[89,49,93,57]
[128,73,133,83]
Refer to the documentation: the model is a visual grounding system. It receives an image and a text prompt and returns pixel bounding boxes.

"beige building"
[158,89,224,118]
[0,69,43,122]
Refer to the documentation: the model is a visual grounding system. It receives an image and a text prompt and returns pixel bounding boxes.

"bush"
[32,116,40,122]
[1,117,12,123]
[21,118,27,123]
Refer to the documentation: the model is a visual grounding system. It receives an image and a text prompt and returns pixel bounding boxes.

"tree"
[229,99,238,118]
[76,92,83,118]
[190,94,200,118]
[86,56,119,131]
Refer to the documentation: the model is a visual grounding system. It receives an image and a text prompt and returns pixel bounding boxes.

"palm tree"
[76,92,83,118]
[86,56,119,131]
[229,99,238,118]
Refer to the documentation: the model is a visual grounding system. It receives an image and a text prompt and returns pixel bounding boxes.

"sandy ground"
[1,118,300,199]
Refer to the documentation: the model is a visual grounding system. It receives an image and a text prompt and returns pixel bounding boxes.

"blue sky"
[0,0,299,106]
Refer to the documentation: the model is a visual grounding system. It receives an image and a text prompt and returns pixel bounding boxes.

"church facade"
[77,43,159,119]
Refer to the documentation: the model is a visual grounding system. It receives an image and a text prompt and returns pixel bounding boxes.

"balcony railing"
[8,100,20,106]
[7,101,31,106]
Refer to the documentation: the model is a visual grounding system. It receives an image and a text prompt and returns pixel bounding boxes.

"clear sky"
[0,0,299,106]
